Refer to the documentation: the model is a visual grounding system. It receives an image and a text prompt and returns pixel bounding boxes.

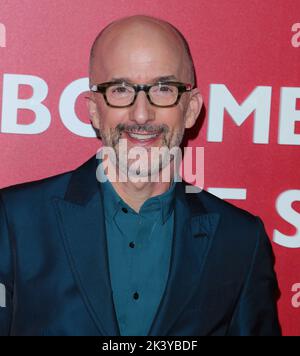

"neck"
[105,159,176,213]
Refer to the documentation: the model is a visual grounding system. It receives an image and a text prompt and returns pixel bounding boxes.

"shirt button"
[129,241,135,249]
[122,207,128,214]
[133,292,139,300]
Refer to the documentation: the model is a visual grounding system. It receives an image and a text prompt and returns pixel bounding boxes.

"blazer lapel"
[53,157,120,336]
[148,183,220,336]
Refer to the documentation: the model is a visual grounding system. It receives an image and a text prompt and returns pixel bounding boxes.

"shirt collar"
[98,160,176,225]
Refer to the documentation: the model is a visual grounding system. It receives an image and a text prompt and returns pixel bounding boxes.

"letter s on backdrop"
[273,190,300,248]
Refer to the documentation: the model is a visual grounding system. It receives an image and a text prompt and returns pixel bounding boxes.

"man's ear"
[86,94,101,130]
[184,89,203,129]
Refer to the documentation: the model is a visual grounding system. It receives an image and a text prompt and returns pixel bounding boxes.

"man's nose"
[129,91,154,124]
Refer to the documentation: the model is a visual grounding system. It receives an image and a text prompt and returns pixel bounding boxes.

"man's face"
[88,20,202,179]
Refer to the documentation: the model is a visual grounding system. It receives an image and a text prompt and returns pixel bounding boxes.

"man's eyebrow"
[110,75,178,84]
[153,75,178,82]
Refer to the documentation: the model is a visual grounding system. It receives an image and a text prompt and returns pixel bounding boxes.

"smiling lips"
[123,130,162,145]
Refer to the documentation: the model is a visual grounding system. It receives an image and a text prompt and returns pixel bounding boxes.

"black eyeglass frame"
[89,81,193,108]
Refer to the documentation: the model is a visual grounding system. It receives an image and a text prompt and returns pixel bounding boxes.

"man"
[0,15,280,336]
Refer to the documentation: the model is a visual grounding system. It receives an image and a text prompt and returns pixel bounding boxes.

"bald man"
[0,15,280,336]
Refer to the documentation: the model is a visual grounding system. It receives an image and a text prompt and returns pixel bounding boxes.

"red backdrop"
[0,0,299,336]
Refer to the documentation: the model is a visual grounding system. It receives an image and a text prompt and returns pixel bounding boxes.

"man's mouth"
[123,130,161,144]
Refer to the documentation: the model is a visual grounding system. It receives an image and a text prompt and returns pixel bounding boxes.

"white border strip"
[0,283,6,308]
[208,188,247,200]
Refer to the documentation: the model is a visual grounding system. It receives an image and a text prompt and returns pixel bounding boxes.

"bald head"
[89,15,196,86]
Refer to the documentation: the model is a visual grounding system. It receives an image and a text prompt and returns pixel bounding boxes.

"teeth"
[128,132,159,140]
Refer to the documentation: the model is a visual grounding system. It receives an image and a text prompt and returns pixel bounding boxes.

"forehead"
[91,20,189,83]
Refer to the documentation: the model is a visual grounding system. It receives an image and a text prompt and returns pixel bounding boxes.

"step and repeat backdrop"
[0,0,299,335]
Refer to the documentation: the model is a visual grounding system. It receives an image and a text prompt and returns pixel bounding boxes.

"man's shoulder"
[3,171,69,192]
[189,185,260,227]
[0,171,70,209]
[0,157,94,208]
[185,186,269,253]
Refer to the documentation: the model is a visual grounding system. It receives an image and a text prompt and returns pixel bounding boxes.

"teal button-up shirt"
[100,169,175,336]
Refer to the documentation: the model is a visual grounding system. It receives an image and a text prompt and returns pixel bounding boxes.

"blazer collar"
[64,156,99,205]
[54,156,120,336]
[54,156,220,336]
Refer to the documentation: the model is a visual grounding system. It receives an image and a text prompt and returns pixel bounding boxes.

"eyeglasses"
[90,81,193,108]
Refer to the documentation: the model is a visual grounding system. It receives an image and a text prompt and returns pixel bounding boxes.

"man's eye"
[112,86,129,94]
[158,85,173,93]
